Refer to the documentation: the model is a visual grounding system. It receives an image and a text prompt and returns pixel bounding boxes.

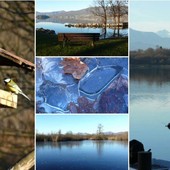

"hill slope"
[130,29,170,50]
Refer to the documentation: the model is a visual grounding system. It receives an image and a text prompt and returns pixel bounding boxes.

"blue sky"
[36,0,93,12]
[130,1,170,32]
[36,115,128,134]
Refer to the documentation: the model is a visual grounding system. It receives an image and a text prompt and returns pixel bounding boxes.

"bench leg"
[63,40,66,47]
[91,41,94,47]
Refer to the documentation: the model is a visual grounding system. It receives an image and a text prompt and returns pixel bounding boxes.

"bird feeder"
[0,48,34,109]
[0,89,18,108]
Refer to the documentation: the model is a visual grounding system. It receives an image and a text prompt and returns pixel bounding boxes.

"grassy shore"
[36,132,128,142]
[36,30,128,56]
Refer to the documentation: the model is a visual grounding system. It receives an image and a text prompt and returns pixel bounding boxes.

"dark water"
[36,140,128,170]
[130,67,170,161]
[36,22,128,38]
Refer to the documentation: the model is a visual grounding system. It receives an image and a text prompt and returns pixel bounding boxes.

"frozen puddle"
[36,58,128,113]
[79,65,123,99]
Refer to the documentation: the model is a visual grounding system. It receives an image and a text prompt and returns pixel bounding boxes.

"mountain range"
[157,30,170,38]
[36,8,101,23]
[36,7,128,24]
[130,29,170,50]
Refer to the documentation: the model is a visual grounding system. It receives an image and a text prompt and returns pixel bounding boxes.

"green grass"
[36,31,128,56]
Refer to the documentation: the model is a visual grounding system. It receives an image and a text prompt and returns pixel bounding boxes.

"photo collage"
[0,0,170,170]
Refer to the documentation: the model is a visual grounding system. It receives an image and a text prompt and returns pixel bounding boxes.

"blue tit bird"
[4,78,30,101]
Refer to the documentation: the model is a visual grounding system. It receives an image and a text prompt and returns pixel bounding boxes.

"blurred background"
[0,1,34,169]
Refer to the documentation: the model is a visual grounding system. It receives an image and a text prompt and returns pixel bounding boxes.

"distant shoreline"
[36,132,128,142]
[130,65,170,69]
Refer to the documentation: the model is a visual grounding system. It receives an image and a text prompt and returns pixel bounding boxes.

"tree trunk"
[103,8,107,39]
[117,13,120,37]
[104,20,107,39]
[113,15,117,37]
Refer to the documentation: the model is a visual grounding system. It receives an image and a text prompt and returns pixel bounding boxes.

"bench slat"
[58,33,100,42]
[58,37,100,41]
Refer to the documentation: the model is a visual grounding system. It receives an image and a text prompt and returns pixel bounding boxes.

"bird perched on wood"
[4,78,30,101]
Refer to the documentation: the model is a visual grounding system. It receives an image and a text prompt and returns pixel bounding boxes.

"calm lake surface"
[36,22,128,38]
[36,140,128,170]
[130,67,170,161]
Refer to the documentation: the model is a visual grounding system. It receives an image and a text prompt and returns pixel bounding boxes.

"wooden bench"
[58,33,100,47]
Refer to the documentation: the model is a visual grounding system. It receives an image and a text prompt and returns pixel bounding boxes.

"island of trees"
[131,47,170,66]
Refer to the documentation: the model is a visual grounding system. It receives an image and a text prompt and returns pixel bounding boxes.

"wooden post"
[138,151,152,170]
[0,89,17,108]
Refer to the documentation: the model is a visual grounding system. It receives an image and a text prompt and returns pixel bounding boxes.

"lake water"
[130,67,170,161]
[36,140,128,170]
[36,22,128,38]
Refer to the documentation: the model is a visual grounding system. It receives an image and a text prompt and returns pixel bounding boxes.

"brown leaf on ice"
[68,96,97,113]
[98,75,128,113]
[61,58,88,79]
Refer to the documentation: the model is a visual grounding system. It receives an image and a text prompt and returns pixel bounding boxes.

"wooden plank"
[0,89,17,108]
[0,48,35,71]
[130,167,169,170]
[130,163,170,170]
[10,150,34,170]
[58,33,100,36]
[58,33,100,42]
[58,35,100,40]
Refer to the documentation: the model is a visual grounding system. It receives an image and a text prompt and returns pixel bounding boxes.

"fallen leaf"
[61,58,88,79]
[68,96,97,113]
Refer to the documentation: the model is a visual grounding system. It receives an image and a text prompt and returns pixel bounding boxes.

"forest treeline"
[36,131,128,142]
[130,48,170,65]
[37,124,128,142]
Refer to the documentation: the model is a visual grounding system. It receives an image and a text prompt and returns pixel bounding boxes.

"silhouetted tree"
[96,124,106,140]
[109,0,128,37]
[91,0,108,38]
[97,123,103,134]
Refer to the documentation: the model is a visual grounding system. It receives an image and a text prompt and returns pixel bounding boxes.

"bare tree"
[108,0,116,36]
[97,123,104,135]
[109,0,128,37]
[91,0,108,38]
[95,124,106,140]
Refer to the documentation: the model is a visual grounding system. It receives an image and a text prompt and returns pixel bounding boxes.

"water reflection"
[130,67,170,161]
[36,140,128,170]
[92,140,128,156]
[37,141,83,151]
[93,140,105,156]
[131,67,170,84]
[36,22,128,38]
